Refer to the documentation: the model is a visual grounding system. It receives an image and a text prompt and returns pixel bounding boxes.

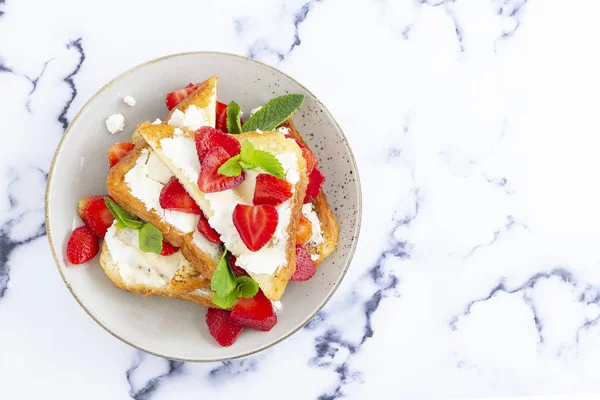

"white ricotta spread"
[160,129,201,184]
[204,150,299,275]
[250,106,262,117]
[124,148,198,233]
[105,113,125,134]
[123,96,136,107]
[277,126,290,136]
[168,105,210,131]
[191,231,222,261]
[272,301,282,311]
[105,222,186,287]
[152,118,162,125]
[302,203,324,245]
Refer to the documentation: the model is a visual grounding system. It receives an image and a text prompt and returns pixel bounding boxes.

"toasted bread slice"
[278,119,339,265]
[106,78,222,281]
[100,224,215,308]
[138,122,307,300]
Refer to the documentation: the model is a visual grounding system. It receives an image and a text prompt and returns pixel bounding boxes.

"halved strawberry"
[295,214,313,245]
[195,126,241,161]
[304,168,325,202]
[66,226,100,265]
[160,241,179,256]
[290,245,316,281]
[216,101,228,133]
[77,196,114,238]
[205,308,243,347]
[285,134,318,175]
[108,142,135,168]
[165,83,198,110]
[232,204,278,252]
[198,147,245,193]
[227,253,248,277]
[253,174,293,206]
[197,212,222,244]
[159,177,201,214]
[230,290,277,331]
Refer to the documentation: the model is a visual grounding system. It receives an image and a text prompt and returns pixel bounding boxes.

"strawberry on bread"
[230,290,277,331]
[232,204,279,252]
[77,196,114,238]
[253,174,293,206]
[165,83,199,111]
[108,142,135,168]
[159,177,202,214]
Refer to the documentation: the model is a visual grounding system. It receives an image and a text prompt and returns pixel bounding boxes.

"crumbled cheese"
[152,118,162,125]
[278,126,290,135]
[123,96,136,107]
[105,114,125,134]
[250,106,262,117]
[256,129,263,134]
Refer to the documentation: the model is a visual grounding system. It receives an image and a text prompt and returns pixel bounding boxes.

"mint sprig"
[226,101,243,134]
[104,197,163,254]
[217,140,284,179]
[210,250,259,308]
[242,94,304,132]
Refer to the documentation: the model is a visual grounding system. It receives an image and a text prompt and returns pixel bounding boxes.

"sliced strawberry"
[216,101,228,133]
[253,174,293,206]
[205,308,243,347]
[230,290,277,331]
[77,196,114,238]
[304,168,325,202]
[159,177,201,214]
[108,142,135,168]
[227,253,248,277]
[295,214,313,246]
[285,134,318,175]
[290,245,316,281]
[165,83,198,110]
[198,147,245,193]
[195,126,241,161]
[160,241,179,256]
[66,226,100,265]
[197,212,222,244]
[232,204,278,252]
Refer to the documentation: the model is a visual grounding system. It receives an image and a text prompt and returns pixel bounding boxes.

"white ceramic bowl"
[46,52,361,362]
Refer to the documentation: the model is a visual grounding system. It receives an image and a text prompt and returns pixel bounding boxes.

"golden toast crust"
[99,242,216,308]
[279,119,339,265]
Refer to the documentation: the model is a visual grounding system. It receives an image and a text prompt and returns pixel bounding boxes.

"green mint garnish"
[217,155,242,177]
[217,140,284,179]
[104,197,144,230]
[105,198,164,254]
[235,276,259,299]
[138,223,163,254]
[242,94,304,132]
[210,250,259,308]
[226,101,243,134]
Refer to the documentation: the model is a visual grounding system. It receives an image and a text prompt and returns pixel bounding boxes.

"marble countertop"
[3,0,600,398]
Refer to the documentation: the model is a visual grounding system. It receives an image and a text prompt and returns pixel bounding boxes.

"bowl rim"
[45,51,362,362]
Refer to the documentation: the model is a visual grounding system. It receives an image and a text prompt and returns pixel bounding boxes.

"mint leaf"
[212,290,238,309]
[239,140,284,179]
[243,94,304,132]
[218,155,242,176]
[235,276,259,298]
[226,101,243,134]
[211,251,236,295]
[138,223,163,254]
[104,197,144,230]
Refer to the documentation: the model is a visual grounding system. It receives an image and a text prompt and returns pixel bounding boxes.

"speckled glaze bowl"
[45,52,361,362]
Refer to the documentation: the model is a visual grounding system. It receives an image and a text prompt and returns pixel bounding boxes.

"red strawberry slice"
[230,290,277,331]
[232,204,278,252]
[198,147,245,193]
[165,83,198,110]
[197,212,222,244]
[159,177,201,214]
[304,168,325,202]
[195,126,241,161]
[253,174,293,206]
[108,142,135,168]
[290,245,316,281]
[295,214,313,246]
[285,134,318,175]
[205,308,243,347]
[227,253,248,277]
[216,101,228,133]
[160,241,179,256]
[66,226,100,265]
[77,196,114,238]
